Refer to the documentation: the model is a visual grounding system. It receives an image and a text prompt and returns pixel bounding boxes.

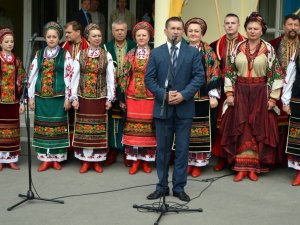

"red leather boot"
[129,160,140,175]
[142,161,152,173]
[105,148,118,166]
[9,163,20,170]
[187,165,193,175]
[123,154,133,167]
[248,171,258,181]
[93,162,103,173]
[214,158,226,171]
[38,162,52,172]
[292,171,300,186]
[79,161,90,173]
[53,161,62,170]
[233,171,248,182]
[192,166,201,177]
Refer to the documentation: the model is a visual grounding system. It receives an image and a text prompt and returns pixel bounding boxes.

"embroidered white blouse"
[28,46,74,100]
[71,48,115,102]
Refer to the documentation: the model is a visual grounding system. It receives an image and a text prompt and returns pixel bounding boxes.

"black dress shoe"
[147,190,169,200]
[173,191,190,202]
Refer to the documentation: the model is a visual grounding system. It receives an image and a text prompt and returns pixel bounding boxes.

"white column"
[154,0,170,47]
[23,0,32,62]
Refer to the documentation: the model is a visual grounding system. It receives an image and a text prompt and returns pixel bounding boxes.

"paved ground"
[1,152,300,225]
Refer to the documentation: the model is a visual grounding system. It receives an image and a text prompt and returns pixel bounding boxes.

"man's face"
[90,0,99,11]
[164,21,184,43]
[81,0,91,11]
[118,0,126,10]
[65,25,81,43]
[112,24,127,42]
[284,18,300,39]
[224,16,240,36]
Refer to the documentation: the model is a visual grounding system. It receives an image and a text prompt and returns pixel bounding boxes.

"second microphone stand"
[133,38,202,225]
[7,34,64,211]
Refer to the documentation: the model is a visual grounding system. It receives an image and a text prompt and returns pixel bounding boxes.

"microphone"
[171,35,177,45]
[30,33,38,42]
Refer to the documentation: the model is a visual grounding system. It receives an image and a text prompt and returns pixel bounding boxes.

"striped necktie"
[171,46,178,69]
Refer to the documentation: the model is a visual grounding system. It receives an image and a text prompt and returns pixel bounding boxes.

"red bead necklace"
[245,40,262,70]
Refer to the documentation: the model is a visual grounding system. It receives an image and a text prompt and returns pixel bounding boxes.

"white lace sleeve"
[70,52,80,101]
[208,88,221,99]
[282,58,296,105]
[64,51,73,100]
[28,54,39,99]
[106,52,115,101]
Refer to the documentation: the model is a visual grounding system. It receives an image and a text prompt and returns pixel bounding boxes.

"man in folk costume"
[103,20,136,166]
[269,14,300,167]
[62,21,90,155]
[209,13,246,171]
[62,21,90,60]
[282,45,300,186]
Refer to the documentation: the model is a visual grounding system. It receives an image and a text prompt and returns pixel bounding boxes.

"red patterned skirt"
[73,97,108,150]
[0,103,20,162]
[220,78,278,172]
[122,98,156,147]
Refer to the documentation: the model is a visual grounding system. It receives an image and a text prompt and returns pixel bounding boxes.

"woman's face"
[45,29,59,48]
[0,34,14,53]
[88,29,102,48]
[246,21,263,41]
[186,23,202,45]
[135,29,150,48]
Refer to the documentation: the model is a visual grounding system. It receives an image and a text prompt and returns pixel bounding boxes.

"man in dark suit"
[72,0,92,32]
[145,17,205,202]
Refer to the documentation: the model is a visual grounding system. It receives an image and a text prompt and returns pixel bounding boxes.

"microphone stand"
[7,34,64,211]
[133,37,202,225]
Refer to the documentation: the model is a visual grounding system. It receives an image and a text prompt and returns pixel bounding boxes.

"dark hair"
[244,12,267,35]
[165,17,184,29]
[284,14,300,24]
[81,0,90,3]
[64,21,82,34]
[224,13,240,22]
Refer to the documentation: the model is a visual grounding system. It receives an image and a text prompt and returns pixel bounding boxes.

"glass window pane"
[263,33,276,42]
[258,0,276,28]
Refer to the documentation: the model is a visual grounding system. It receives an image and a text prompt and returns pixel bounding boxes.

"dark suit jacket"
[145,41,205,119]
[73,9,90,31]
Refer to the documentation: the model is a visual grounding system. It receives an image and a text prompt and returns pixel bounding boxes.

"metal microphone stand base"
[7,35,64,211]
[133,202,202,225]
[7,98,65,211]
[7,191,64,211]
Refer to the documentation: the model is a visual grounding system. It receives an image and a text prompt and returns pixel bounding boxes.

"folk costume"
[62,37,90,60]
[62,34,90,154]
[72,48,115,164]
[103,36,135,166]
[282,49,300,185]
[71,23,115,173]
[119,21,156,174]
[221,39,284,176]
[270,34,300,166]
[0,28,25,169]
[28,22,73,170]
[210,32,246,171]
[183,18,221,177]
